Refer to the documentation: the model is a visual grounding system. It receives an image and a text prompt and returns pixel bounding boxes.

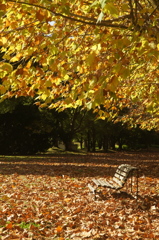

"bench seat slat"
[93,178,122,190]
[113,173,126,181]
[107,179,123,189]
[115,170,130,178]
[97,179,110,187]
[112,177,125,187]
[92,179,101,186]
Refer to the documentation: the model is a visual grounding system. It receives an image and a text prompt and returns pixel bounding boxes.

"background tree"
[0,97,158,154]
[0,97,52,154]
[49,108,87,151]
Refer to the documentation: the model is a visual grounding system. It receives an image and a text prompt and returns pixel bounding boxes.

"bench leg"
[88,184,97,200]
[131,169,139,199]
[136,169,139,199]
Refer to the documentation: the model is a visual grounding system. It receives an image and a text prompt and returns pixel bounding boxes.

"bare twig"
[0,21,43,36]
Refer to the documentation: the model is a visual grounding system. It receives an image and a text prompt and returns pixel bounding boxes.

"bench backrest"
[112,164,137,187]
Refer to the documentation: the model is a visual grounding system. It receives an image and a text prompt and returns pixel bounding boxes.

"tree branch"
[128,0,136,26]
[7,0,129,29]
[149,2,159,17]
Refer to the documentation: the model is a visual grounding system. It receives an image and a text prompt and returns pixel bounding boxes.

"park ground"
[0,151,159,239]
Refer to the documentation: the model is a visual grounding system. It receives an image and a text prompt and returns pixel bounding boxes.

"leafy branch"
[7,0,129,29]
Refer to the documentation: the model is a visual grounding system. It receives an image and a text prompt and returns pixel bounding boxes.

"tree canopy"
[0,0,159,129]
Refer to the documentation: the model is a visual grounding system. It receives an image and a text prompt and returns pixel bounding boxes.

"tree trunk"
[87,131,91,152]
[64,139,73,151]
[103,137,109,152]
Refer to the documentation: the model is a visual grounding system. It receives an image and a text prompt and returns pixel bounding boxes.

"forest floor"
[0,151,159,240]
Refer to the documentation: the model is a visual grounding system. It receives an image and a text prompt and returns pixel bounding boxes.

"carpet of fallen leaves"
[0,151,159,240]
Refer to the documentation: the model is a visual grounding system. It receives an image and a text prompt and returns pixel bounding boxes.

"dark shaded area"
[0,152,158,179]
[0,98,159,155]
[0,102,52,155]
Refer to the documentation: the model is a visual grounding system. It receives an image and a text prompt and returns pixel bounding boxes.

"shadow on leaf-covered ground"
[0,151,158,178]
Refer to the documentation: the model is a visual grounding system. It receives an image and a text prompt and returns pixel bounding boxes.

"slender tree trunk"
[87,131,91,152]
[92,127,96,152]
[103,137,109,152]
[80,136,83,149]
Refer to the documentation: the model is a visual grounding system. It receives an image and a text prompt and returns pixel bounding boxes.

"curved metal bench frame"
[88,164,138,199]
